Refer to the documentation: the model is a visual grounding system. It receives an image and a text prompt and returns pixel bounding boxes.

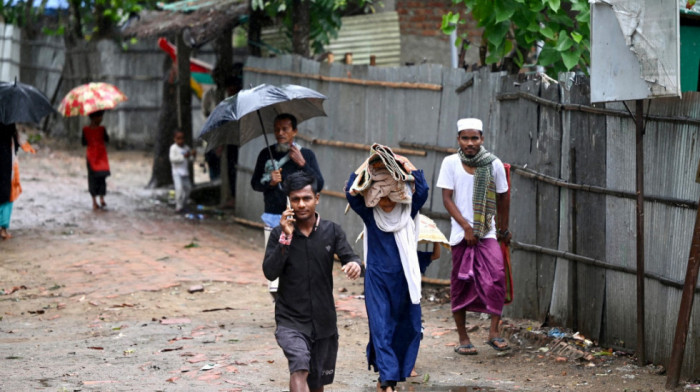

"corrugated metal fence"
[2,24,213,145]
[238,55,699,377]
[0,23,20,82]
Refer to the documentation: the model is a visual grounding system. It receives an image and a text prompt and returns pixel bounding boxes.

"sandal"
[486,337,510,351]
[454,343,478,355]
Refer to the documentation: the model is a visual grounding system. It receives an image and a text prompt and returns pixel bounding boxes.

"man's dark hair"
[274,113,297,130]
[88,110,105,119]
[283,171,317,195]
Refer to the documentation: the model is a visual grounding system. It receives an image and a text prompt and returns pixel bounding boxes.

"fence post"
[665,159,700,388]
[634,99,646,366]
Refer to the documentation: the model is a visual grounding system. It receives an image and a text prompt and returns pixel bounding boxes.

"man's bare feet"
[92,202,100,210]
[0,228,11,239]
[100,197,106,209]
[410,368,418,377]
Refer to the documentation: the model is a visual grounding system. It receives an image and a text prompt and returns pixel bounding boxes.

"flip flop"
[453,343,478,355]
[486,337,510,351]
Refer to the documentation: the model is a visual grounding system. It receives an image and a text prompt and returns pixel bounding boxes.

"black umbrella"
[0,77,55,125]
[198,83,327,155]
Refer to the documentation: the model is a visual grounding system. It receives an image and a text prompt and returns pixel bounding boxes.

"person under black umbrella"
[250,113,325,300]
[0,123,20,239]
[199,83,329,300]
[0,78,53,239]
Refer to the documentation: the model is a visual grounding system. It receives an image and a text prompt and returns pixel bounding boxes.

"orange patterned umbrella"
[58,82,127,117]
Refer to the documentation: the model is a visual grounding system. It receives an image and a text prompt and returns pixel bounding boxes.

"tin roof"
[261,12,402,66]
[121,0,248,46]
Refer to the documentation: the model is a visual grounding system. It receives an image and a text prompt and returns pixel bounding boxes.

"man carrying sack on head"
[436,118,512,355]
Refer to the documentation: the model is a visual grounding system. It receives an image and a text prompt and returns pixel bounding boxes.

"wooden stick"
[321,189,346,199]
[498,91,700,126]
[244,66,443,91]
[296,133,426,156]
[399,141,457,154]
[232,216,265,230]
[511,241,695,292]
[510,164,698,209]
[454,75,474,94]
[666,184,700,387]
[422,276,450,286]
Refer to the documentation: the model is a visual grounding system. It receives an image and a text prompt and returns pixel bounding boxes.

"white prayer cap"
[457,118,483,132]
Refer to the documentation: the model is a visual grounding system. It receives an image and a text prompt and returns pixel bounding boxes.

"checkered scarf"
[458,146,497,238]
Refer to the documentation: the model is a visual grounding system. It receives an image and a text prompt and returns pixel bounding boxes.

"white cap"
[457,118,483,132]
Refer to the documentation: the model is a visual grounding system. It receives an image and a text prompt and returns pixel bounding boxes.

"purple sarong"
[450,238,505,315]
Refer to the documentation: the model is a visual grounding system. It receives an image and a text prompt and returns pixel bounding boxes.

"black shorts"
[274,325,338,389]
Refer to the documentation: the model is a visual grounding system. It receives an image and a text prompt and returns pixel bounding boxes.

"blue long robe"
[346,170,429,383]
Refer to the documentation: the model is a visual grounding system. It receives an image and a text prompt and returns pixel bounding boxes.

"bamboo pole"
[399,141,457,154]
[510,164,698,209]
[244,66,443,91]
[665,163,700,388]
[296,133,427,156]
[321,189,346,199]
[422,276,450,286]
[498,91,700,126]
[238,161,697,210]
[232,216,265,230]
[511,241,696,292]
[634,100,646,366]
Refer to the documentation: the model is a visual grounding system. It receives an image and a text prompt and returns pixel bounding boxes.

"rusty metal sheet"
[590,0,681,102]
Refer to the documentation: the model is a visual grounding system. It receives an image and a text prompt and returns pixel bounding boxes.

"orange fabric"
[9,161,21,202]
[83,125,110,172]
[20,142,36,154]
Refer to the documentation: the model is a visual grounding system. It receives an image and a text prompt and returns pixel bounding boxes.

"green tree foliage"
[442,0,590,76]
[252,0,369,55]
[0,0,32,25]
[1,0,155,40]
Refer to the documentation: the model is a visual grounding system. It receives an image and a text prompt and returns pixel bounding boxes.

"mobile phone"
[286,197,294,220]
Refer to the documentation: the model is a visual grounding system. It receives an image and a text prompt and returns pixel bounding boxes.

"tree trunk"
[211,28,236,205]
[68,0,83,40]
[59,36,93,140]
[213,27,233,102]
[248,1,263,57]
[291,0,310,57]
[176,33,194,184]
[22,0,38,39]
[147,57,178,189]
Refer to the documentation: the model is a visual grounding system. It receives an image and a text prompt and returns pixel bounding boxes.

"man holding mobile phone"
[263,171,361,392]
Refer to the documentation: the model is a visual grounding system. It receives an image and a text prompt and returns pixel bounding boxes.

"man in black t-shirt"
[263,171,361,392]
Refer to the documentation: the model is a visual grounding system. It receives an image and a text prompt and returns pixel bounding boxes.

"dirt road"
[0,142,682,391]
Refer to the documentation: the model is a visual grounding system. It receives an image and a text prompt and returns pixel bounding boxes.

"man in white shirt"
[436,118,512,355]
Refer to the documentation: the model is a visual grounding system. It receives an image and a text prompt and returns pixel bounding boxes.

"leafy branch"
[442,0,590,77]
